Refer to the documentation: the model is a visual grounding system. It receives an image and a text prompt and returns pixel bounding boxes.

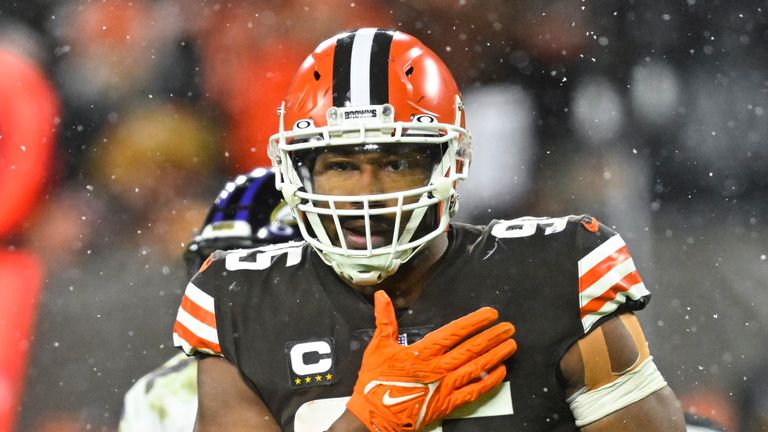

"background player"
[120,168,299,431]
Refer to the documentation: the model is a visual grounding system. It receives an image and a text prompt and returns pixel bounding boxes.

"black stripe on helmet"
[369,29,394,105]
[332,31,355,107]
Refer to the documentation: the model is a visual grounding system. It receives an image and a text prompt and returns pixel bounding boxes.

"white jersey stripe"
[349,28,376,106]
[580,282,650,332]
[578,234,626,277]
[172,332,194,353]
[173,332,221,357]
[176,307,219,344]
[581,292,628,331]
[627,282,650,300]
[184,281,215,313]
[579,258,637,306]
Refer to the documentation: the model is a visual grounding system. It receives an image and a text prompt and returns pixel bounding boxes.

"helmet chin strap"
[325,239,433,287]
[320,199,433,286]
[329,254,403,286]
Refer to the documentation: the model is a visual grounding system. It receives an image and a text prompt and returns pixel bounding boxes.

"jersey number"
[224,244,303,270]
[490,217,568,239]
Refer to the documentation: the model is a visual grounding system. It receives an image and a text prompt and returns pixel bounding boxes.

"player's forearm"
[327,410,368,432]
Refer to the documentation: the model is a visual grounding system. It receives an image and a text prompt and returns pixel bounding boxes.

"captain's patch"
[286,338,337,389]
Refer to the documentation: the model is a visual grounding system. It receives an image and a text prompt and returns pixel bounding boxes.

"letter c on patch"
[290,340,333,376]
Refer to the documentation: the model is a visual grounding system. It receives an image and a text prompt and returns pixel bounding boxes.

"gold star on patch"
[326,373,333,381]
[315,375,322,382]
[305,376,312,384]
[294,378,302,385]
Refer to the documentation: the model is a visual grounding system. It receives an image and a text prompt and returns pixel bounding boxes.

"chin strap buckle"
[280,183,303,208]
[431,177,453,201]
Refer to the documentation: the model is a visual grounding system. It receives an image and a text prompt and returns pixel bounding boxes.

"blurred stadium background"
[0,0,766,430]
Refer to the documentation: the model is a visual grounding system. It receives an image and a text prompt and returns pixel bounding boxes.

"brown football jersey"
[174,216,650,431]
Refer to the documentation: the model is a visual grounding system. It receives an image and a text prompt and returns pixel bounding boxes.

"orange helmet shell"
[282,29,464,130]
[270,29,471,286]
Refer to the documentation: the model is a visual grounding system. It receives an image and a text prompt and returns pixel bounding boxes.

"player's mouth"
[341,218,393,249]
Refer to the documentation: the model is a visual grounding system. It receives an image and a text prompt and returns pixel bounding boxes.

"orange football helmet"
[269,28,471,285]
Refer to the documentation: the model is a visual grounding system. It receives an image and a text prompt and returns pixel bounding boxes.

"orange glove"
[346,291,517,431]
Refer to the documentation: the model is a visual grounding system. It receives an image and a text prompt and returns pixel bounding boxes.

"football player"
[174,29,686,431]
[120,168,300,431]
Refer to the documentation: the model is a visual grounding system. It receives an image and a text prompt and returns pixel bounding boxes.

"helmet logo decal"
[333,28,394,107]
[294,119,314,129]
[343,108,377,120]
[414,114,437,124]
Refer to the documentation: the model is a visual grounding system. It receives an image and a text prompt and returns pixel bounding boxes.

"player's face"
[310,145,435,249]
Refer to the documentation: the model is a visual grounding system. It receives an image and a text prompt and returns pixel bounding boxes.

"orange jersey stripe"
[579,245,631,292]
[180,295,217,329]
[580,271,643,318]
[173,320,222,353]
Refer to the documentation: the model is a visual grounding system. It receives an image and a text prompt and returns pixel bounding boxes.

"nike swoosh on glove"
[346,290,517,431]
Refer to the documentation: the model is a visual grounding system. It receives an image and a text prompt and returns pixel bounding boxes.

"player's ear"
[373,290,398,341]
